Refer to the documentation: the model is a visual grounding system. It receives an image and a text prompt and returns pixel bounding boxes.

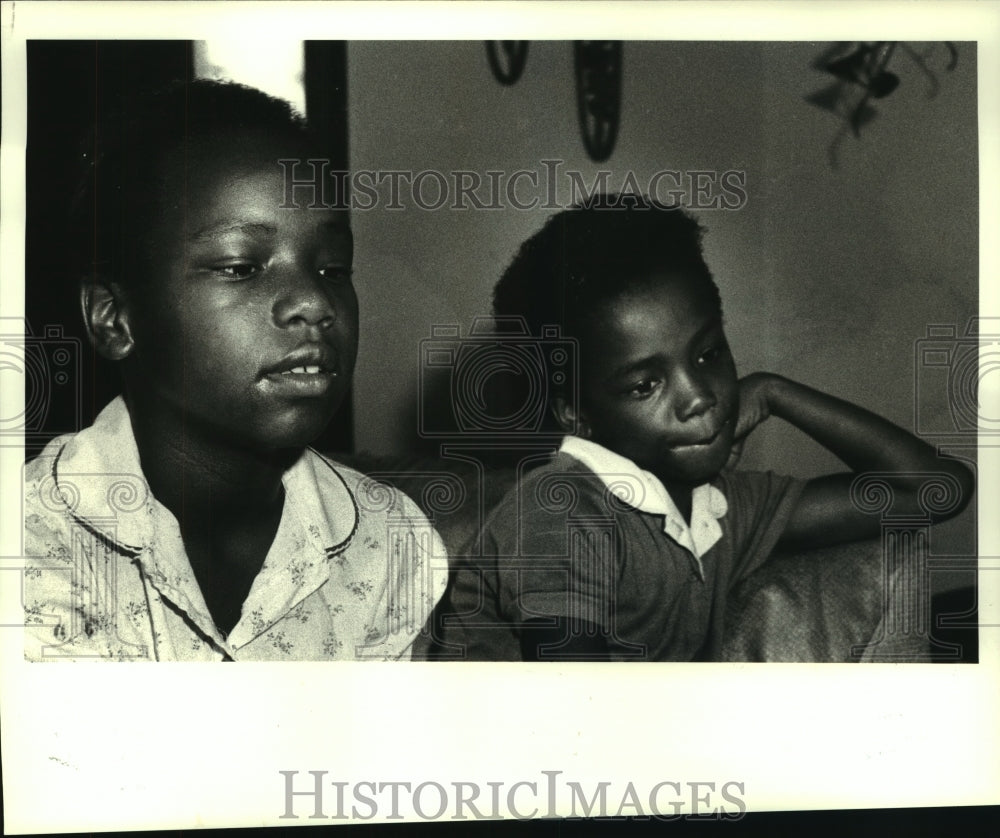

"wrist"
[759,373,793,417]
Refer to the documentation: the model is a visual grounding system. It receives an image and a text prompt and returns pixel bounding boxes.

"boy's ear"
[80,279,135,361]
[551,393,591,439]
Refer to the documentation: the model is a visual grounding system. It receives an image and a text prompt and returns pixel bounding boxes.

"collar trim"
[49,397,360,562]
[559,435,728,570]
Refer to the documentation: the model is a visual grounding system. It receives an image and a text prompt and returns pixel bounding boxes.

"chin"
[277,421,335,450]
[657,447,731,487]
[258,407,341,451]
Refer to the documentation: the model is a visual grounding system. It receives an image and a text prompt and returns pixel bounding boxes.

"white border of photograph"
[2,1,998,831]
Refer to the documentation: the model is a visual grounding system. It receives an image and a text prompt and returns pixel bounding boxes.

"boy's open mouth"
[262,367,337,397]
[261,345,339,395]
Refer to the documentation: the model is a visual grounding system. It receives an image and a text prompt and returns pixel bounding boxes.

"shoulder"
[714,469,805,507]
[23,436,76,552]
[481,455,630,557]
[713,468,806,542]
[491,454,607,515]
[302,450,444,565]
[305,453,449,639]
[24,433,73,486]
[307,450,431,522]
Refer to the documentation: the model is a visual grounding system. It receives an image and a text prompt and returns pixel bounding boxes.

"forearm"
[765,374,974,512]
[768,376,949,473]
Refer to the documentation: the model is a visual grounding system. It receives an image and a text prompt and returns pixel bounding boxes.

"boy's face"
[575,272,738,487]
[119,141,358,451]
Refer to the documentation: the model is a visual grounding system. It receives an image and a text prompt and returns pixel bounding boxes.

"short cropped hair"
[71,79,316,286]
[493,194,721,340]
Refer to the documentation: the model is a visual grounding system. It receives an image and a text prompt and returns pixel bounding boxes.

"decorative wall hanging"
[484,40,623,163]
[806,42,958,165]
[485,41,529,86]
[574,41,623,163]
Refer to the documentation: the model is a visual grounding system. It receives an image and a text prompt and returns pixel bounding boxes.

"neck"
[661,480,694,525]
[126,398,297,526]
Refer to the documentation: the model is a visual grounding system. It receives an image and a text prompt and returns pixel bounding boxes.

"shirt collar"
[49,396,358,560]
[559,435,728,574]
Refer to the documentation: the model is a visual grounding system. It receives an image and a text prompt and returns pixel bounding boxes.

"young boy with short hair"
[23,80,446,661]
[441,196,974,661]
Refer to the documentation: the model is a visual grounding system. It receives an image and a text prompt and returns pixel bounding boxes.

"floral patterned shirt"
[23,398,448,661]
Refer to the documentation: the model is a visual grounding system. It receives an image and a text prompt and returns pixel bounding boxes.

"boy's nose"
[673,368,716,421]
[272,270,337,329]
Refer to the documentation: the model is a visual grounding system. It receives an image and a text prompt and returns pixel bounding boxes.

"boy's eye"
[319,265,354,282]
[626,378,660,398]
[696,343,727,365]
[214,263,259,280]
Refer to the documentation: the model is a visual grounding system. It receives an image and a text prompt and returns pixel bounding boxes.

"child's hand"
[726,372,777,469]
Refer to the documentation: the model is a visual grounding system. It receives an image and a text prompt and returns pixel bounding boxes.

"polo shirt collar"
[559,435,728,576]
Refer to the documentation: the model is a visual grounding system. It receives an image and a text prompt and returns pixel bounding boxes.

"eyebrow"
[187,219,351,244]
[317,219,353,239]
[188,221,277,243]
[606,316,724,381]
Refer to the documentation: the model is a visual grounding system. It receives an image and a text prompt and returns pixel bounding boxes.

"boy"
[441,195,974,661]
[23,80,446,660]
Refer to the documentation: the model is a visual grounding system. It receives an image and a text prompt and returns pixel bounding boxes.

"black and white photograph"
[2,0,998,831]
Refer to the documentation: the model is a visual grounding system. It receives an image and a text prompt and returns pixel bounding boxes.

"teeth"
[280,365,322,375]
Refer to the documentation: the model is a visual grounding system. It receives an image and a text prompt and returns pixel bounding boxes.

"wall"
[347,41,978,579]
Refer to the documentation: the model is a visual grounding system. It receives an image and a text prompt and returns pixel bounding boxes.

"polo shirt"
[441,438,805,661]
